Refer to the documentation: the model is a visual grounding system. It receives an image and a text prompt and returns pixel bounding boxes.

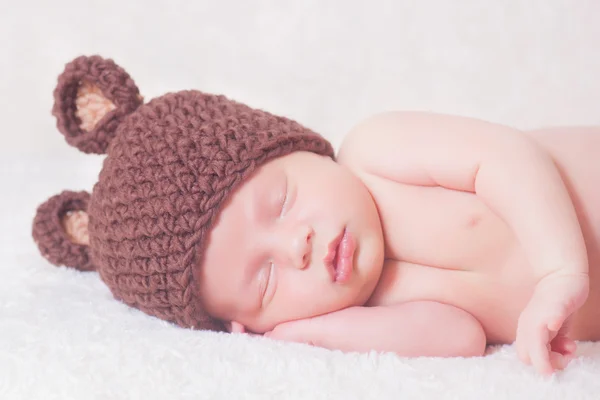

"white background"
[1,1,600,399]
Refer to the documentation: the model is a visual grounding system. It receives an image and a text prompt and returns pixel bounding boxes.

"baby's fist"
[516,272,589,375]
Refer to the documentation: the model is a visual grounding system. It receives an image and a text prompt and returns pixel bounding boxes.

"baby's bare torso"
[359,127,600,344]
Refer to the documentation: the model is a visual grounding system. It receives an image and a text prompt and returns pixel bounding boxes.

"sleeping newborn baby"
[33,55,597,377]
[201,114,597,376]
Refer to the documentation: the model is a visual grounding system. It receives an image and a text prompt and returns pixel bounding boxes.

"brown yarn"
[52,55,143,154]
[33,55,335,331]
[32,191,95,272]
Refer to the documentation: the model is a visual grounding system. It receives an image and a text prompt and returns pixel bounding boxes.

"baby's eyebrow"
[251,174,281,222]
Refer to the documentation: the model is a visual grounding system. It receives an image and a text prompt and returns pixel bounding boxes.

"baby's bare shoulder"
[337,110,523,174]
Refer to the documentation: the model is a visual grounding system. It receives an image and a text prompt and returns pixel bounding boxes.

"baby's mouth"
[324,228,356,283]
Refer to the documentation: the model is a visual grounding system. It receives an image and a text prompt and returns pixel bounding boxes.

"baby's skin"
[198,111,599,376]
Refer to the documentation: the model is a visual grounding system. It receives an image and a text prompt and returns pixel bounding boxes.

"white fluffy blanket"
[2,0,600,398]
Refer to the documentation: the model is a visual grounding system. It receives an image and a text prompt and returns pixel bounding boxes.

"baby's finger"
[547,312,567,333]
[563,339,577,354]
[530,331,553,375]
[515,320,533,365]
[549,352,569,371]
[531,347,553,375]
[516,338,531,365]
[550,336,576,356]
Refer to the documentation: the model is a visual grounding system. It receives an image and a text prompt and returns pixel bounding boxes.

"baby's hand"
[263,317,319,346]
[516,272,589,375]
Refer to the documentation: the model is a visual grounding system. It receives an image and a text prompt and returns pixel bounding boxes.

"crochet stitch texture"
[32,55,334,330]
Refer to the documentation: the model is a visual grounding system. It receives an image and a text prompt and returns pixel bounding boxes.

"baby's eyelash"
[279,178,289,216]
[261,262,274,300]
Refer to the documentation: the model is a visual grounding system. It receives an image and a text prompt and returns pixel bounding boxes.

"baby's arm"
[338,111,589,374]
[264,301,486,358]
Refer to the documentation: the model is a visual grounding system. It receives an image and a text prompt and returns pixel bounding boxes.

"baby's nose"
[287,225,313,270]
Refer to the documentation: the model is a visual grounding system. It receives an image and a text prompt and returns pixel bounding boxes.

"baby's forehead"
[262,151,330,175]
[231,154,301,192]
[237,159,286,194]
[212,150,334,218]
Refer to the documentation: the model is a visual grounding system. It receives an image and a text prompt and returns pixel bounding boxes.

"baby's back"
[338,116,600,344]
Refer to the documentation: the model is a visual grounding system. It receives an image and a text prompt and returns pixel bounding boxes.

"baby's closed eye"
[259,262,277,306]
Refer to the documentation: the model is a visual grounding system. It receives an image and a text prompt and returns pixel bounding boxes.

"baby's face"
[198,151,384,333]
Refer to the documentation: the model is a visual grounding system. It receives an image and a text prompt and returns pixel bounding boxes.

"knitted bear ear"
[32,191,96,272]
[52,55,144,154]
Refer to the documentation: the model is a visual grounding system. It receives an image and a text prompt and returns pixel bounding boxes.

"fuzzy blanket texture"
[2,0,600,399]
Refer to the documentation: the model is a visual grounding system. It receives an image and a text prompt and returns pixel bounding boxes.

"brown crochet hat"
[32,55,334,331]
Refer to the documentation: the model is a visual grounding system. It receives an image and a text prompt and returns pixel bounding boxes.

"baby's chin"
[348,257,384,307]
